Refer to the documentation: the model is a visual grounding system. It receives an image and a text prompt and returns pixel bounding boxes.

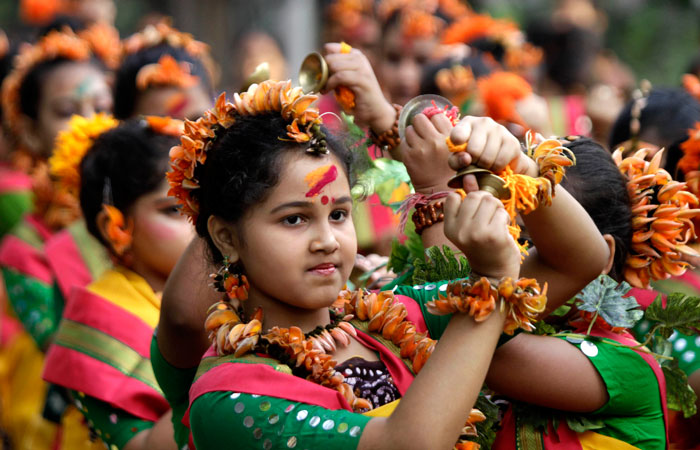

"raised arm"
[361,192,521,450]
[156,237,217,368]
[400,115,609,309]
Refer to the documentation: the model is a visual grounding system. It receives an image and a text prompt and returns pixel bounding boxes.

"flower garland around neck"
[167,80,326,223]
[613,147,700,288]
[2,26,119,143]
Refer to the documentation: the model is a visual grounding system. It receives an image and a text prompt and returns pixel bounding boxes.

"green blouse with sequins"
[70,390,153,450]
[189,392,371,449]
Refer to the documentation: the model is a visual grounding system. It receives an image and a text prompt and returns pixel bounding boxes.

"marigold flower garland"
[168,80,325,223]
[425,276,547,335]
[613,148,700,288]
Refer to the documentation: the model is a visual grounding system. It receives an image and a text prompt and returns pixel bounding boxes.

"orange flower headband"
[1,26,119,139]
[168,80,323,223]
[49,114,183,199]
[613,148,700,288]
[123,20,217,86]
[49,113,119,198]
[135,54,199,91]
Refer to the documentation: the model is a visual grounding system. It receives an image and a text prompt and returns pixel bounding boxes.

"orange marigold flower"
[49,113,119,198]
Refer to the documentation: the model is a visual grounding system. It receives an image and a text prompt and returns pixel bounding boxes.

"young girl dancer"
[43,116,193,450]
[152,80,621,449]
[398,108,674,447]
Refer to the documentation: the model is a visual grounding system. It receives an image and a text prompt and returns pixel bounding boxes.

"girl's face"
[31,62,112,157]
[133,85,213,121]
[378,26,437,106]
[233,153,356,311]
[129,180,195,287]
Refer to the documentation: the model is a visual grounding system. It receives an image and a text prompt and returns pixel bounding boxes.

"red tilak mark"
[305,165,338,198]
[321,195,329,205]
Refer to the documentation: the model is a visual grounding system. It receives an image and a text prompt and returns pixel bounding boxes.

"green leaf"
[533,321,557,336]
[663,364,698,418]
[386,226,424,275]
[575,275,644,329]
[471,393,500,449]
[386,238,410,274]
[565,416,605,433]
[645,292,700,337]
[411,245,470,285]
[351,157,412,204]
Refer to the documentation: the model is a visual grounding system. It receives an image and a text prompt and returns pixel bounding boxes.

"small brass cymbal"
[397,94,452,140]
[447,165,511,200]
[241,62,270,91]
[299,52,329,93]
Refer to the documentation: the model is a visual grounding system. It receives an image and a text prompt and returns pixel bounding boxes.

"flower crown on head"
[123,20,218,86]
[135,54,199,91]
[613,147,700,288]
[49,114,183,200]
[167,80,324,224]
[49,113,119,198]
[1,26,119,139]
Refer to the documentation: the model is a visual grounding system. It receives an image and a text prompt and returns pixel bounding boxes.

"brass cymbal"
[241,62,270,91]
[299,52,328,93]
[447,165,511,200]
[397,94,452,140]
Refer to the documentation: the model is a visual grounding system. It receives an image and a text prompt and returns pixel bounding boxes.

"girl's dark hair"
[39,15,87,37]
[609,87,700,173]
[192,114,353,263]
[79,119,177,248]
[113,44,213,119]
[560,138,632,281]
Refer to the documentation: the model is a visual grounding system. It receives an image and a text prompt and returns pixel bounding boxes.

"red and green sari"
[0,163,32,239]
[43,267,169,449]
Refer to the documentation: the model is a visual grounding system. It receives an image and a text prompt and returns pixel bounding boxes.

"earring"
[211,256,249,302]
[102,204,133,256]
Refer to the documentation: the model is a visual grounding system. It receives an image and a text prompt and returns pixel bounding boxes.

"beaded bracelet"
[412,200,444,234]
[370,103,402,152]
[426,276,547,335]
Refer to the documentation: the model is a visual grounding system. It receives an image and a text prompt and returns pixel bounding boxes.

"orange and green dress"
[43,267,171,449]
[152,281,667,450]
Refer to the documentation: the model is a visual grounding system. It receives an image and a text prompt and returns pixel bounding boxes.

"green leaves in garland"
[387,228,424,275]
[467,393,501,448]
[645,293,700,339]
[638,292,700,417]
[663,364,698,418]
[412,245,470,285]
[575,275,643,330]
